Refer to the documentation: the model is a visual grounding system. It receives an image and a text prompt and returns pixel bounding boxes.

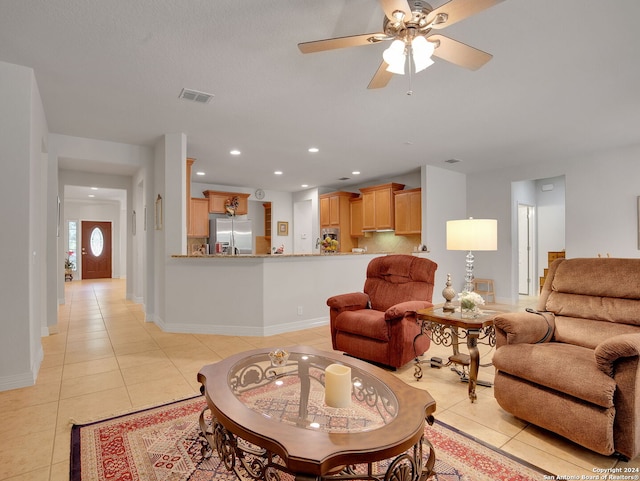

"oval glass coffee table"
[198,345,436,481]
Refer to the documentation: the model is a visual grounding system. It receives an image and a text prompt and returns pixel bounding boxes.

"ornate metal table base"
[414,318,495,403]
[199,407,435,481]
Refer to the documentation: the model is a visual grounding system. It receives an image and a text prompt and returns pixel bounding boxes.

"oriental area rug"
[71,395,552,481]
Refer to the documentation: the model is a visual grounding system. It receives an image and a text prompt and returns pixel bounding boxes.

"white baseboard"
[153,316,329,337]
[0,344,42,392]
[0,371,36,392]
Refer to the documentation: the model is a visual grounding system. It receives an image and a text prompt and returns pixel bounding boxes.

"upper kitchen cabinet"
[320,191,358,252]
[360,183,404,231]
[394,188,422,235]
[349,197,363,237]
[320,191,357,228]
[188,198,210,237]
[203,191,250,215]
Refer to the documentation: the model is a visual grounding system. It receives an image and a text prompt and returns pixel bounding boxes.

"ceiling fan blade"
[368,61,394,89]
[426,0,505,29]
[379,0,412,22]
[298,33,387,54]
[429,34,493,70]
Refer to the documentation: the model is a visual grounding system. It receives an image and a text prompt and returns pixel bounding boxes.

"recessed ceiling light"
[308,147,319,153]
[301,184,309,188]
[230,149,241,156]
[274,171,283,175]
[196,171,205,176]
[445,158,462,164]
[90,187,98,190]
[88,194,95,198]
[352,171,361,175]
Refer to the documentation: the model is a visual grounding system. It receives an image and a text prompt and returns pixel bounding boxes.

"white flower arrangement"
[458,291,486,310]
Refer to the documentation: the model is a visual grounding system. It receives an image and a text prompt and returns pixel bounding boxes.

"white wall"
[535,176,565,274]
[162,254,379,335]
[565,149,639,258]
[0,61,47,390]
[423,165,468,297]
[467,144,640,302]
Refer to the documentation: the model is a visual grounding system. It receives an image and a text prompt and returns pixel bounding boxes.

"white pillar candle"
[324,364,352,408]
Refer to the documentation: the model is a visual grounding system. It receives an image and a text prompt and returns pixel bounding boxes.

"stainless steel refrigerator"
[212,218,253,254]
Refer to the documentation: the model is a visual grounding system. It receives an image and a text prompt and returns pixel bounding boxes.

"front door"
[81,221,112,279]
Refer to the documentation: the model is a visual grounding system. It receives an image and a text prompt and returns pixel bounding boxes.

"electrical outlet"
[297,306,303,315]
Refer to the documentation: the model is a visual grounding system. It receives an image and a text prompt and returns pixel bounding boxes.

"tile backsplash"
[356,232,422,254]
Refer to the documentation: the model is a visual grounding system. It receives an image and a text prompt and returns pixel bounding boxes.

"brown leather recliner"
[327,255,437,369]
[493,257,640,460]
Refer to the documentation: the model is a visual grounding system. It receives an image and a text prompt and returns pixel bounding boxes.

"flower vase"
[460,305,478,319]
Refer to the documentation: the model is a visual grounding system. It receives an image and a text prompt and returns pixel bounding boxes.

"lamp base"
[463,250,475,292]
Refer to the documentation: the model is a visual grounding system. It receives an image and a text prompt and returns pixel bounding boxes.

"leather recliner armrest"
[326,292,369,312]
[595,333,640,376]
[494,311,555,347]
[384,300,433,321]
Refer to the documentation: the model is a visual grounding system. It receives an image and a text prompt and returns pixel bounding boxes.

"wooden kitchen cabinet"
[319,196,331,227]
[394,188,422,235]
[319,192,357,228]
[359,183,404,231]
[319,191,358,252]
[350,197,363,237]
[202,190,250,215]
[188,198,210,237]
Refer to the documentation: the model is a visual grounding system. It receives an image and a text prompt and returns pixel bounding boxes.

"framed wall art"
[277,221,288,236]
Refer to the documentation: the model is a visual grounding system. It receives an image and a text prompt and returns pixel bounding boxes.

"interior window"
[68,220,77,270]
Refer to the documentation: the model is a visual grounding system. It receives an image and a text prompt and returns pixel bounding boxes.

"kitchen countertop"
[171,252,383,258]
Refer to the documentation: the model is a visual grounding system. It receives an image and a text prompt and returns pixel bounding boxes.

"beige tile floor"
[0,279,636,480]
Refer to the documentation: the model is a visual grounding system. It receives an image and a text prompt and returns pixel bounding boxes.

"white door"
[517,204,535,295]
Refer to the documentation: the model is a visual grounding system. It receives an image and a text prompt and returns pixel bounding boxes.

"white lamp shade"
[446,219,498,251]
[411,36,435,73]
[383,40,406,75]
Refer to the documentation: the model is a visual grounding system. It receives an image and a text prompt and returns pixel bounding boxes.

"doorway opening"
[517,204,535,295]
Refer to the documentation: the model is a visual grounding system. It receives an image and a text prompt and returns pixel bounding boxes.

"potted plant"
[65,251,75,281]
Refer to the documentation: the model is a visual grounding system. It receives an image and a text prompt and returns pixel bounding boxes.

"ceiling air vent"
[178,88,214,104]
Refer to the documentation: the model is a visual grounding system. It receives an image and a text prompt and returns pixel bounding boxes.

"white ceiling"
[2,0,640,192]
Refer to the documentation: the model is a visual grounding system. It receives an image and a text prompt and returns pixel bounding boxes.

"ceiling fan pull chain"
[407,44,414,96]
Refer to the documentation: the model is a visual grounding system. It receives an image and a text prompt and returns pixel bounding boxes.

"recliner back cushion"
[547,293,640,326]
[544,258,640,327]
[364,255,437,312]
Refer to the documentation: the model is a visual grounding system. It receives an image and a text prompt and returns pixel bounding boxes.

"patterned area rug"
[71,395,552,481]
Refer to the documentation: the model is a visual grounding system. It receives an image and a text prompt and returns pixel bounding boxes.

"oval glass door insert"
[90,227,104,256]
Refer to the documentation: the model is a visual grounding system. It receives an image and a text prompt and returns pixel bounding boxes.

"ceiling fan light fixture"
[383,39,406,75]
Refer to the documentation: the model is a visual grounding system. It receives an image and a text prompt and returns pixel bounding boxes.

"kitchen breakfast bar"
[160,253,383,336]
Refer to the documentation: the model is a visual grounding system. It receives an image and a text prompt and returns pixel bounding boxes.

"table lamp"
[446,218,498,292]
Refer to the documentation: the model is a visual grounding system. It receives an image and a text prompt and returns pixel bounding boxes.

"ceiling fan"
[298,0,505,89]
